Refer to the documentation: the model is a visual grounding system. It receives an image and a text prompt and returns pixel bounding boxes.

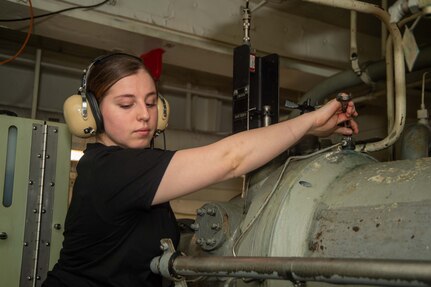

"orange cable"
[0,0,34,65]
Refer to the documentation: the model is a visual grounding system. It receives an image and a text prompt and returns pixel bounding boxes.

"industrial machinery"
[150,1,431,286]
[1,0,431,286]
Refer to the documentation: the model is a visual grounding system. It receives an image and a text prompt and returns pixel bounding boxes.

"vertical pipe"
[31,49,42,119]
[382,0,388,57]
[186,82,192,130]
[385,36,395,160]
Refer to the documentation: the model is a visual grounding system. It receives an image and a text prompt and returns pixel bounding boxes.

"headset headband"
[78,53,143,119]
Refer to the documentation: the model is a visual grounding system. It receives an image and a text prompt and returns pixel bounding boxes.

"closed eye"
[119,103,134,109]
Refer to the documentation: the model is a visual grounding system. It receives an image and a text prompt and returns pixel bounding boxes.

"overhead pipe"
[298,0,406,152]
[151,254,431,286]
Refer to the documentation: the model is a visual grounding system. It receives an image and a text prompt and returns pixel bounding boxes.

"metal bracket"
[152,239,187,287]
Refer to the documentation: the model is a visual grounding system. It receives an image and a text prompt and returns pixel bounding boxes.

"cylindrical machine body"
[237,150,431,286]
[180,150,431,286]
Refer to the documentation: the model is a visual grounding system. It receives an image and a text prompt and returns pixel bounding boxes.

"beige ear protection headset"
[63,53,169,138]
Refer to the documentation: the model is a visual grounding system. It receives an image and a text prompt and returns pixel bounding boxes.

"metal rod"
[168,256,431,286]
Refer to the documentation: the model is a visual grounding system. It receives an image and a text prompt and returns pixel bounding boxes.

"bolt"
[190,223,200,231]
[206,238,216,246]
[211,223,221,230]
[196,208,206,216]
[206,208,216,216]
[196,238,204,246]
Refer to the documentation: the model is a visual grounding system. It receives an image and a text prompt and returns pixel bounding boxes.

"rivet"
[33,126,37,130]
[29,180,34,185]
[53,128,58,133]
[50,182,55,187]
[36,276,41,280]
[45,242,50,246]
[37,154,42,158]
[41,209,46,214]
[24,242,28,246]
[45,154,50,159]
[54,224,62,230]
[33,209,38,213]
[27,276,32,280]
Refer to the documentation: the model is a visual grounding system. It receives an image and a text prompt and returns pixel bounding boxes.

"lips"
[134,128,151,136]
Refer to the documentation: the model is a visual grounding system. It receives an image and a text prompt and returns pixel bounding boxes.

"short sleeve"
[80,145,176,212]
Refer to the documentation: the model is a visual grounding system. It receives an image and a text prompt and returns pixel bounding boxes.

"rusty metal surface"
[308,201,431,259]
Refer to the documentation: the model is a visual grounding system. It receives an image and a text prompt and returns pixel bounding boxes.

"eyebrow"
[114,92,157,100]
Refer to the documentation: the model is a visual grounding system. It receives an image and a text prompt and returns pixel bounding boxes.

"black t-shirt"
[43,143,180,287]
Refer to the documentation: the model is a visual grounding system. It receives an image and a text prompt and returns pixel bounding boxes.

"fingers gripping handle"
[336,92,355,150]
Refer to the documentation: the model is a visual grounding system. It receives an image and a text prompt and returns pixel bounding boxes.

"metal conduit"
[300,0,406,153]
[152,255,431,286]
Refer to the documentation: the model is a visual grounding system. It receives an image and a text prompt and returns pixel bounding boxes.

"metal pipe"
[382,0,388,57]
[301,0,406,153]
[31,49,42,119]
[152,255,431,286]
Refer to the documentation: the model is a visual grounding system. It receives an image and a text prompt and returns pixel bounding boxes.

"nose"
[137,103,150,122]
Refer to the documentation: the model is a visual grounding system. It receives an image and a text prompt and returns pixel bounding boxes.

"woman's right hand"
[307,99,359,137]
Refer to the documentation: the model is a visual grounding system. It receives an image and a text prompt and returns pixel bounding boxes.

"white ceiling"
[0,0,390,92]
[1,0,430,103]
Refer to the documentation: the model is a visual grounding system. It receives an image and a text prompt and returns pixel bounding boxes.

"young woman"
[43,53,358,287]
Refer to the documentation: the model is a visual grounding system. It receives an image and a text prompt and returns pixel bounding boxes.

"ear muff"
[155,93,169,137]
[63,94,98,138]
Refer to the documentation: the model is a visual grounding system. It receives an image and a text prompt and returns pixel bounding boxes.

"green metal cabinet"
[0,115,71,287]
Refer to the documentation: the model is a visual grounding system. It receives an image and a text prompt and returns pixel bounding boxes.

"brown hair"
[86,53,151,103]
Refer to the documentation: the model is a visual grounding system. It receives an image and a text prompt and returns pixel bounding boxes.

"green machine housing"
[0,115,71,287]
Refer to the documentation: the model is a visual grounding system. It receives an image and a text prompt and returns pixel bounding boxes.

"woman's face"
[97,69,158,149]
